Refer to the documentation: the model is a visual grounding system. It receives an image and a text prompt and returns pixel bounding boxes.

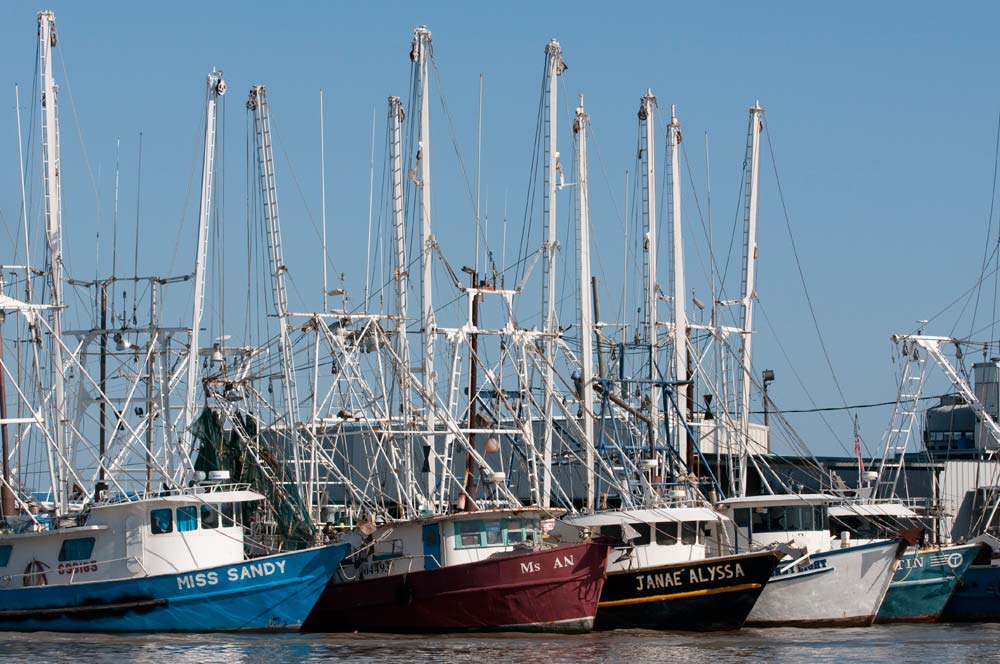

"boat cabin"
[828,501,920,546]
[558,506,728,571]
[717,494,836,554]
[336,507,553,581]
[0,486,261,589]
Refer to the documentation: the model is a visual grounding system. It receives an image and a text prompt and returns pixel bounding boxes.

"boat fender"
[395,583,416,607]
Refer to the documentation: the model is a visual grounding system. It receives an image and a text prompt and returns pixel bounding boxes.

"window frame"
[58,537,96,562]
[681,521,699,545]
[200,504,220,530]
[150,507,173,535]
[455,519,484,549]
[221,502,237,528]
[655,521,679,546]
[176,506,198,532]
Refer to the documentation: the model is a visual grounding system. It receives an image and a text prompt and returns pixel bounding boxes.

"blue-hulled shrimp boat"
[829,503,982,622]
[0,484,347,631]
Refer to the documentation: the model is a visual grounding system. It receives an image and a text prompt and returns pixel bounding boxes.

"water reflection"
[0,624,997,663]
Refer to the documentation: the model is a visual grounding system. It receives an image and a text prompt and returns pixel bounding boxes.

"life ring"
[23,559,49,587]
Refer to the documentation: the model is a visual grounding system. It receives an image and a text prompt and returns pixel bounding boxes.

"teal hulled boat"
[876,543,982,623]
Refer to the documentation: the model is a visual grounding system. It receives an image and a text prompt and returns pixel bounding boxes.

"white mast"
[389,94,415,505]
[574,96,595,511]
[247,85,305,505]
[412,26,437,500]
[320,90,329,313]
[541,38,565,507]
[738,101,764,495]
[184,69,225,481]
[639,90,659,465]
[668,104,688,466]
[38,11,69,513]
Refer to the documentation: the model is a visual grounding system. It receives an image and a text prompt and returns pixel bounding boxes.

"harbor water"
[2,624,999,663]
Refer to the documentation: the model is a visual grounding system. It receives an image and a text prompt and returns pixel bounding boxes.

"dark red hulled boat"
[302,510,609,633]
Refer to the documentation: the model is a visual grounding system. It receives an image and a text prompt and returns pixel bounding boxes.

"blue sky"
[1,1,998,458]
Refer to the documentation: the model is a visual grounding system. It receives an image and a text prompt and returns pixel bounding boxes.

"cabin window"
[701,523,714,540]
[58,537,95,562]
[0,544,11,567]
[599,524,623,542]
[221,502,237,527]
[151,508,173,534]
[505,519,540,545]
[814,506,828,529]
[201,504,220,529]
[525,519,540,542]
[455,520,484,548]
[506,519,525,544]
[484,520,504,545]
[681,521,699,545]
[784,506,810,531]
[627,522,651,545]
[751,506,821,533]
[176,506,198,532]
[733,509,751,529]
[655,522,679,545]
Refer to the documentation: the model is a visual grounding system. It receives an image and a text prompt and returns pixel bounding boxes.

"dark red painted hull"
[302,541,609,633]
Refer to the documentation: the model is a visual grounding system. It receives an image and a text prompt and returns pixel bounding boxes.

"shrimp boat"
[561,507,780,631]
[0,479,348,632]
[0,11,348,631]
[718,494,904,627]
[941,545,1000,622]
[829,502,982,622]
[303,508,608,633]
[533,91,781,631]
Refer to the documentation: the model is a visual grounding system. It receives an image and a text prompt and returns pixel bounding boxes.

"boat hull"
[0,544,348,632]
[876,543,981,623]
[302,540,608,633]
[594,550,781,631]
[746,539,904,627]
[940,561,1000,622]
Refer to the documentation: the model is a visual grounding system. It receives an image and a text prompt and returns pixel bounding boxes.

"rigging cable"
[967,110,1000,345]
[762,115,855,430]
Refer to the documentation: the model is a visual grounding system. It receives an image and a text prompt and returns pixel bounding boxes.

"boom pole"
[389,94,415,506]
[574,96,595,511]
[247,85,306,507]
[738,101,764,496]
[38,11,69,513]
[412,26,438,500]
[541,38,565,507]
[668,105,688,467]
[639,90,659,464]
[184,69,225,482]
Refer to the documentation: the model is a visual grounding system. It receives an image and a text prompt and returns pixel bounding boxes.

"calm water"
[1,625,998,663]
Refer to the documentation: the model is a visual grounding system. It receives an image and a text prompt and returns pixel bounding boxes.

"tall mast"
[574,96,595,511]
[38,11,69,513]
[668,104,688,466]
[184,69,225,481]
[389,94,414,504]
[412,26,437,499]
[541,38,565,507]
[738,101,763,495]
[320,90,329,313]
[247,85,305,504]
[639,90,659,463]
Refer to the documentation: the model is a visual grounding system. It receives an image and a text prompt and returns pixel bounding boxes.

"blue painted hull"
[941,560,1000,622]
[0,544,348,632]
[877,543,981,623]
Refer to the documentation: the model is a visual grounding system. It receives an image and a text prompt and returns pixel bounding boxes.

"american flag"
[855,434,865,474]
